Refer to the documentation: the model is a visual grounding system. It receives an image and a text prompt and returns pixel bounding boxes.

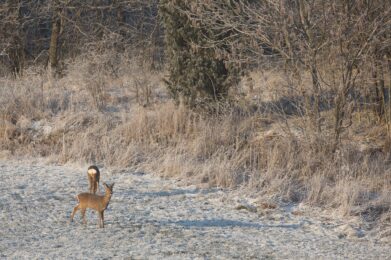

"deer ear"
[103,182,107,187]
[110,183,115,188]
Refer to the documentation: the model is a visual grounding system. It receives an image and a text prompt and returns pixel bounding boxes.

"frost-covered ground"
[1,160,390,259]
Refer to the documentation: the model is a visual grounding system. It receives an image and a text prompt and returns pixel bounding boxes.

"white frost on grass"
[0,160,390,259]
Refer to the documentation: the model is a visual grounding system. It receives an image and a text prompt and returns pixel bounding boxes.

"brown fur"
[87,165,100,194]
[70,183,114,228]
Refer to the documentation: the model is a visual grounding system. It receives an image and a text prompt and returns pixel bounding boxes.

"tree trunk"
[311,63,321,132]
[7,0,24,76]
[48,11,61,74]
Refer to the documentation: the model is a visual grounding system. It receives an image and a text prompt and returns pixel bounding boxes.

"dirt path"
[1,160,390,259]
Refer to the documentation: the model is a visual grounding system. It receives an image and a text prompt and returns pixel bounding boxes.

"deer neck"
[102,191,112,209]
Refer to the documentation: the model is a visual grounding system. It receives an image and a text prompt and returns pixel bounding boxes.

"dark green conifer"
[159,0,239,105]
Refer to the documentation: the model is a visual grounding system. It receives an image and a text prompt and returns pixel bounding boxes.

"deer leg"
[99,211,104,228]
[96,181,101,194]
[81,208,87,224]
[88,175,94,193]
[98,211,102,228]
[96,174,100,194]
[93,181,98,195]
[102,211,104,228]
[70,205,79,223]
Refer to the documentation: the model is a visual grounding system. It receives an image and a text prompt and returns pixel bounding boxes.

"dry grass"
[0,53,390,229]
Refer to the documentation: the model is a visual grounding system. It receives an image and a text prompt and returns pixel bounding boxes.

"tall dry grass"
[0,53,390,228]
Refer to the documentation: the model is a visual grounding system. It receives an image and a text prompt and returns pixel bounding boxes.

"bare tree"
[0,0,25,75]
[176,0,390,148]
[0,0,161,75]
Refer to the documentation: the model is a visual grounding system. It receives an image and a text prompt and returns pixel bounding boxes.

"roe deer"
[87,165,100,194]
[70,183,114,228]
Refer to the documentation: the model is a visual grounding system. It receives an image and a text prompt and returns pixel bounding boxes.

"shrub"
[159,0,240,104]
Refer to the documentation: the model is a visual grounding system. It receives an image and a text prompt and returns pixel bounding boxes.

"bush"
[159,0,240,104]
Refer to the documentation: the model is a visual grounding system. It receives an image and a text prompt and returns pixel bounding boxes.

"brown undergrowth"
[0,56,390,230]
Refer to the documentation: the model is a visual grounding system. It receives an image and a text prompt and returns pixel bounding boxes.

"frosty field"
[1,160,390,259]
